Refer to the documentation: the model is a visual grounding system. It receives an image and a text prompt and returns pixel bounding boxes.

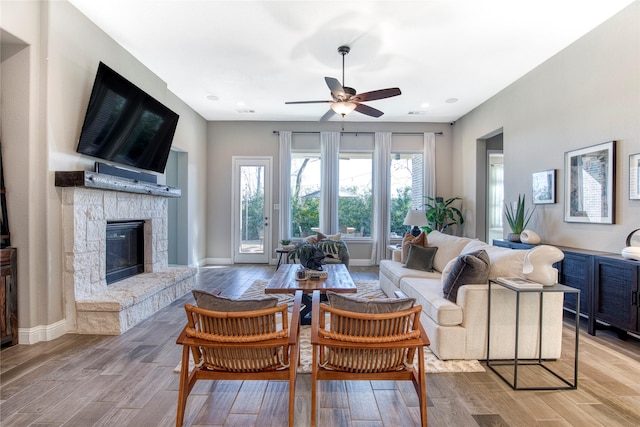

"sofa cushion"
[461,239,489,254]
[402,232,427,263]
[442,250,491,302]
[405,244,438,272]
[192,290,279,312]
[380,259,442,286]
[399,277,463,326]
[486,247,527,279]
[426,231,473,272]
[462,240,528,279]
[326,291,415,314]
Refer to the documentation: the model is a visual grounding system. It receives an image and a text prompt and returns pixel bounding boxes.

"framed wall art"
[532,169,555,204]
[630,153,640,200]
[564,141,615,224]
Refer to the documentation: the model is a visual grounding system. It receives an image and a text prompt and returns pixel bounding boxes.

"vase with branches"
[504,194,535,242]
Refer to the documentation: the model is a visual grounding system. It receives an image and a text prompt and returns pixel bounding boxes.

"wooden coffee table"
[265,264,356,324]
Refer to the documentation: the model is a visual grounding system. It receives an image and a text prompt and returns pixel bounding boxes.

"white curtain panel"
[320,132,340,233]
[278,131,292,239]
[424,132,436,199]
[373,132,392,263]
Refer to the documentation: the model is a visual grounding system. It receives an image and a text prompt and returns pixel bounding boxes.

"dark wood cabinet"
[1,247,18,347]
[593,256,639,334]
[557,251,595,333]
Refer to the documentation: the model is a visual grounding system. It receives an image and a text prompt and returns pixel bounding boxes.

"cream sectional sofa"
[379,231,564,360]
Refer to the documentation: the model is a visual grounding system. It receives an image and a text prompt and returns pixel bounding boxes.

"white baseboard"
[18,319,68,345]
[204,257,234,265]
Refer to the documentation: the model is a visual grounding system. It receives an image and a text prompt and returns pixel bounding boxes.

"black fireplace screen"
[106,221,144,284]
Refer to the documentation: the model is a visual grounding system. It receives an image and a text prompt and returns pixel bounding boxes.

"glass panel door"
[233,157,271,263]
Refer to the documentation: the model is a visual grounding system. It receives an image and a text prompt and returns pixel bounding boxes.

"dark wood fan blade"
[285,100,332,104]
[319,109,336,121]
[352,88,401,102]
[325,77,346,99]
[354,103,384,118]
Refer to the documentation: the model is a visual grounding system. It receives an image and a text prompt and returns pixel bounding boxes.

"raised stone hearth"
[58,172,195,335]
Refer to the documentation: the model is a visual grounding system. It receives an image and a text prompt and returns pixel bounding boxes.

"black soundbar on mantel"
[55,171,181,198]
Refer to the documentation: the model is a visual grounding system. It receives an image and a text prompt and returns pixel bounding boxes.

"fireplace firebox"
[106,221,144,284]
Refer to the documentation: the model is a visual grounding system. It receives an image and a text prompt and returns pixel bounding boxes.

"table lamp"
[403,209,428,237]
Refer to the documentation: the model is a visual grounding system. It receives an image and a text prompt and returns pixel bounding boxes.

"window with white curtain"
[285,132,430,241]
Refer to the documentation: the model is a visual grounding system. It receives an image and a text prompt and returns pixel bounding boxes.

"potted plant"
[288,242,325,270]
[504,194,535,242]
[423,196,464,234]
[279,239,293,250]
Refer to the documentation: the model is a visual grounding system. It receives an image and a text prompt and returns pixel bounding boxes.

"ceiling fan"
[285,45,401,121]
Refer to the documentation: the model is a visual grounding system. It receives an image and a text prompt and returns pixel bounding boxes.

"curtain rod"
[272,131,443,136]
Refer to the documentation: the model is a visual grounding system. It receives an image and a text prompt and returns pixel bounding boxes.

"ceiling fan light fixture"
[331,101,356,116]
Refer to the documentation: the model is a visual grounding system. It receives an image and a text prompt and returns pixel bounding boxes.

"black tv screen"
[76,62,179,173]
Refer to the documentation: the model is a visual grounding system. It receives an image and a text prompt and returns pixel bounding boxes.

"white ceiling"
[68,0,635,123]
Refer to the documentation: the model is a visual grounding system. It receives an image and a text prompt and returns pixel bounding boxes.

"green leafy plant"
[504,194,535,234]
[279,239,291,246]
[423,196,464,233]
[288,242,325,270]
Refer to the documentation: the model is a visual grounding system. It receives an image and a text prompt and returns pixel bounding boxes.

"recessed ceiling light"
[206,95,219,101]
[237,101,245,107]
[421,103,430,108]
[445,98,458,103]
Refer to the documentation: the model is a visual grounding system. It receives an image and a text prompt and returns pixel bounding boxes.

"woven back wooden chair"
[175,290,302,427]
[310,290,430,427]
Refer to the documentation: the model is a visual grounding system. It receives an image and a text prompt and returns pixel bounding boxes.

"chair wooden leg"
[176,345,191,427]
[311,345,318,427]
[288,344,297,426]
[418,347,428,427]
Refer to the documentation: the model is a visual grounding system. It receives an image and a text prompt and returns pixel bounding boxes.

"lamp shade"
[403,209,428,226]
[331,101,357,116]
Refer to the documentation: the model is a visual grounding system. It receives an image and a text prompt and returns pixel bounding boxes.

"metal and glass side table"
[487,279,580,390]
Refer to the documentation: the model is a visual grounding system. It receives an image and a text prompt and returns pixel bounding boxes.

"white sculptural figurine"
[621,246,640,261]
[520,229,541,245]
[522,245,565,285]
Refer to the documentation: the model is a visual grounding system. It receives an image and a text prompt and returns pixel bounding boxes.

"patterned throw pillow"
[442,249,490,302]
[401,231,428,263]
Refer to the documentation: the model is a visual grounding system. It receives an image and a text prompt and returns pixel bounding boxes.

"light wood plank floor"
[2,264,640,426]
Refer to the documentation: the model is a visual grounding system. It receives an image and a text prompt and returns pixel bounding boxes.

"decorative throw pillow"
[192,289,278,312]
[442,249,490,302]
[326,291,415,314]
[405,244,438,272]
[401,231,428,263]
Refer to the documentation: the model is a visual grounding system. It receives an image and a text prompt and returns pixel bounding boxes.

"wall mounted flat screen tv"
[76,62,179,173]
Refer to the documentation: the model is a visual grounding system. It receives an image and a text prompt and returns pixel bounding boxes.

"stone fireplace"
[56,171,196,335]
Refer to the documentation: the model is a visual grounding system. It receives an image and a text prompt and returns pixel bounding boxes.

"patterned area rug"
[175,279,484,374]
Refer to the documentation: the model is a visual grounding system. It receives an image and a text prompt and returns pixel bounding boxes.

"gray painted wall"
[452,2,639,253]
[1,1,208,339]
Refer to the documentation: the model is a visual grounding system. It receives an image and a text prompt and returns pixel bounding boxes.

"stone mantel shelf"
[55,171,181,198]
